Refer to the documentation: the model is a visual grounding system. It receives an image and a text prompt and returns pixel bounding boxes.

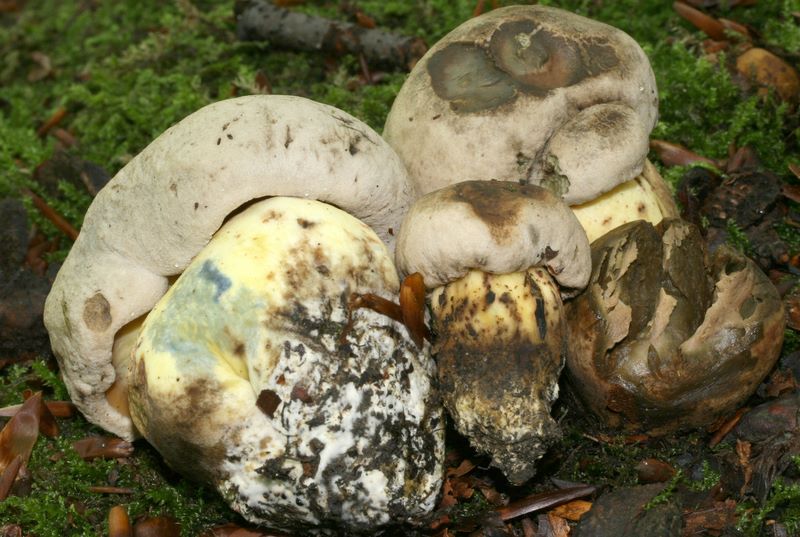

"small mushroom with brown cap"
[384,5,678,243]
[43,95,443,532]
[396,180,591,484]
[565,218,786,434]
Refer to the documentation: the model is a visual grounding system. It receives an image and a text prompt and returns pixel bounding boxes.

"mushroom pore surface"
[43,95,415,440]
[129,196,444,533]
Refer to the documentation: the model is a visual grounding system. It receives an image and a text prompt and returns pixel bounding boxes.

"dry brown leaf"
[0,392,50,473]
[133,516,180,537]
[73,436,134,460]
[649,139,719,168]
[547,513,570,537]
[0,525,22,537]
[786,293,800,332]
[109,505,132,537]
[708,407,749,448]
[737,439,753,496]
[673,1,727,40]
[201,524,290,537]
[718,18,752,39]
[446,458,476,478]
[789,163,800,180]
[683,499,738,535]
[521,517,536,537]
[548,499,593,521]
[765,369,799,398]
[400,272,429,348]
[0,456,22,501]
[736,48,800,102]
[354,11,376,29]
[635,458,677,484]
[27,51,52,82]
[36,106,67,138]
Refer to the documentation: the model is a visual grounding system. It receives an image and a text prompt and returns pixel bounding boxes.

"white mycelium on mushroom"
[129,197,443,532]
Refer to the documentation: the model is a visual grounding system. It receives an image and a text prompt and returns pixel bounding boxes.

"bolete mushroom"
[43,95,443,531]
[565,218,786,434]
[396,180,591,484]
[383,5,678,242]
[129,196,443,532]
[44,95,415,440]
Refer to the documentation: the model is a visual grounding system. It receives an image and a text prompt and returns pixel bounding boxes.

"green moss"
[738,478,800,536]
[725,219,753,255]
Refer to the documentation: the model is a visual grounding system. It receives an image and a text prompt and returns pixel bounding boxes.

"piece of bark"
[235,0,427,70]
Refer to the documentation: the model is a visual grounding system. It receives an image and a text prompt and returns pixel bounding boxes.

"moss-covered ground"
[1,0,799,534]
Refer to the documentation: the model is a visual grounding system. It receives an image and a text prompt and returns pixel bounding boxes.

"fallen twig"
[36,107,67,138]
[0,400,76,418]
[21,188,79,240]
[495,485,596,522]
[90,486,135,494]
[235,0,427,70]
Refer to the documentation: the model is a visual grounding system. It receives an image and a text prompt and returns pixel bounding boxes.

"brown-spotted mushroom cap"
[43,95,415,441]
[395,181,591,484]
[384,5,658,205]
[396,181,591,291]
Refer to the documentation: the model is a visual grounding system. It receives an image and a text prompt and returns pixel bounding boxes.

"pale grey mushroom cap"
[43,95,415,440]
[384,5,658,205]
[396,181,591,291]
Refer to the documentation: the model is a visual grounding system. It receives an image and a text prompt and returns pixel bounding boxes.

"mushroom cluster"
[384,3,785,477]
[43,4,789,533]
[43,95,444,533]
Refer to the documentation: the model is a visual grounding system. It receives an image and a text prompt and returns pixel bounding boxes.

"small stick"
[90,486,136,494]
[236,0,427,70]
[21,188,79,240]
[0,400,76,418]
[36,107,67,138]
[709,407,749,448]
[495,485,596,522]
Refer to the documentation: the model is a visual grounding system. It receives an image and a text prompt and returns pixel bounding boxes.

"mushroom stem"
[431,268,565,484]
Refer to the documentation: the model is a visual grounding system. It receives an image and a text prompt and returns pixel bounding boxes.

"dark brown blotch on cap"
[428,16,620,114]
[427,43,517,113]
[83,292,112,332]
[489,19,619,93]
[445,181,551,241]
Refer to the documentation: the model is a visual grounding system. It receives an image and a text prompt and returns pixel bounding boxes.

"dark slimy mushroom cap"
[384,5,658,205]
[395,181,591,291]
[565,218,786,434]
